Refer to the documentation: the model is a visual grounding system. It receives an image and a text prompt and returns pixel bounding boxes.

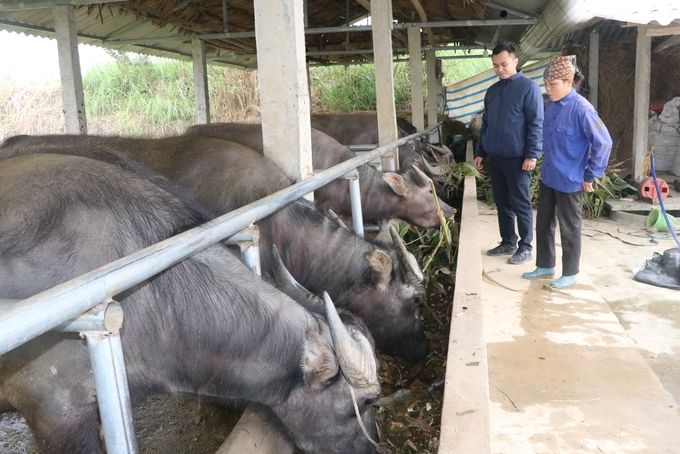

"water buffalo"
[0,135,429,363]
[309,112,454,171]
[184,122,454,228]
[0,153,381,454]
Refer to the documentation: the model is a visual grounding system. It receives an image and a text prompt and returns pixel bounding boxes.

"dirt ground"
[0,394,238,454]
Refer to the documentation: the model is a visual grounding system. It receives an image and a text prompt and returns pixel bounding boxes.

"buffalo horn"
[389,226,424,286]
[410,164,431,188]
[428,143,451,156]
[326,208,349,230]
[421,156,446,176]
[271,245,325,314]
[323,292,379,390]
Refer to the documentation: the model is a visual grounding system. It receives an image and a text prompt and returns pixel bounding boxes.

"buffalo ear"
[363,249,392,291]
[300,328,339,390]
[382,172,409,196]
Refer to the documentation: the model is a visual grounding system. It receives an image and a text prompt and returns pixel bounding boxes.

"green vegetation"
[309,62,413,112]
[440,50,493,86]
[2,49,492,139]
[473,158,635,219]
[83,52,195,136]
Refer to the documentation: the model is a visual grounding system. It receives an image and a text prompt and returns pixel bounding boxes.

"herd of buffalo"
[0,113,457,453]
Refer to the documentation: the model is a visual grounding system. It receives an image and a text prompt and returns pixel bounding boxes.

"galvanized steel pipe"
[0,127,437,357]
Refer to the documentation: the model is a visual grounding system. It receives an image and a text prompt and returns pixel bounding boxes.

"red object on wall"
[638,177,669,202]
[650,104,664,115]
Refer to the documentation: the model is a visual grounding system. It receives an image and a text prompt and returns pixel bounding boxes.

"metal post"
[0,129,428,357]
[228,225,261,276]
[222,0,228,32]
[346,169,365,238]
[82,302,138,454]
[241,244,262,276]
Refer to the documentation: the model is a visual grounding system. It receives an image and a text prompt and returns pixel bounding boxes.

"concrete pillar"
[216,407,294,454]
[588,29,599,110]
[426,50,438,141]
[632,26,651,180]
[53,5,86,134]
[371,0,398,171]
[408,27,425,131]
[254,0,313,185]
[192,38,210,124]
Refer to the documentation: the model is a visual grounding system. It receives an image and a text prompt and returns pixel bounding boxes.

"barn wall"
[598,36,680,172]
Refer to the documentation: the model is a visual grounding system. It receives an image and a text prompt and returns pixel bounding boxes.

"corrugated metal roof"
[0,0,500,69]
[588,1,680,26]
[517,0,680,61]
[1,0,675,69]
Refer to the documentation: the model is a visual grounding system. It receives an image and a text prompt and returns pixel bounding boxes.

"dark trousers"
[490,156,534,251]
[535,181,583,276]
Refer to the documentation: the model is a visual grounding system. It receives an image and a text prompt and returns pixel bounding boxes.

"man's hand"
[522,158,537,171]
[583,181,594,192]
[473,156,484,170]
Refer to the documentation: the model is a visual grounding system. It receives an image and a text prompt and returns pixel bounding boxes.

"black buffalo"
[0,153,381,454]
[184,122,455,228]
[0,135,429,363]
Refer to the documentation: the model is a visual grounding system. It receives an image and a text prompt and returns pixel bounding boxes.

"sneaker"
[487,243,517,256]
[522,267,556,279]
[551,275,577,288]
[508,248,532,265]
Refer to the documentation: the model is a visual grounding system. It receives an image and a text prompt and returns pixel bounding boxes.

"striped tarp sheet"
[445,58,552,125]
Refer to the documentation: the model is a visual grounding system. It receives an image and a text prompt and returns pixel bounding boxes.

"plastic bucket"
[646,208,678,232]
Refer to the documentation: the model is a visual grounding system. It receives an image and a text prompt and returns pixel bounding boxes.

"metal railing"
[0,127,435,453]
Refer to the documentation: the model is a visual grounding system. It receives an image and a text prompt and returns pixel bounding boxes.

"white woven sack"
[648,114,680,171]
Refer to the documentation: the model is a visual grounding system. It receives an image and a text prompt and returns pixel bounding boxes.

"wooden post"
[53,5,87,134]
[408,27,425,131]
[254,0,313,185]
[371,0,398,171]
[192,38,210,125]
[632,26,651,180]
[588,29,599,110]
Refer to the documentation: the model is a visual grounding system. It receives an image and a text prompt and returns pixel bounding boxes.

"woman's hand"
[583,181,594,192]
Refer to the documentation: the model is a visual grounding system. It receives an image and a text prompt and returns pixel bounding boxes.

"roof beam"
[106,19,536,46]
[0,0,125,12]
[209,44,489,60]
[644,24,680,37]
[392,19,535,29]
[622,22,680,36]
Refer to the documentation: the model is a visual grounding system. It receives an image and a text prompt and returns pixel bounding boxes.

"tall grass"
[440,51,493,85]
[0,50,490,140]
[309,62,413,112]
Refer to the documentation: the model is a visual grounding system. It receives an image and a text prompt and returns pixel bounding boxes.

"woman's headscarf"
[543,55,577,81]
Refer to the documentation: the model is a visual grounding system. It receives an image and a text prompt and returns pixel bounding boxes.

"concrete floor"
[477,202,680,453]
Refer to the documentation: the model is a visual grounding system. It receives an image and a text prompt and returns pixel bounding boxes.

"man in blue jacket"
[474,41,544,265]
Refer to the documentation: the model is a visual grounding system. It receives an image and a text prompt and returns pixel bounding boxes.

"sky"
[0,30,113,83]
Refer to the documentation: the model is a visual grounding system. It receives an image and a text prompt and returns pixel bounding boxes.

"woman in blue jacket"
[523,55,612,288]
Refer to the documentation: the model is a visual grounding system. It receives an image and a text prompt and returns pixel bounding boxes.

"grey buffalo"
[0,153,381,454]
[184,122,455,228]
[0,135,429,363]
[309,112,454,170]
